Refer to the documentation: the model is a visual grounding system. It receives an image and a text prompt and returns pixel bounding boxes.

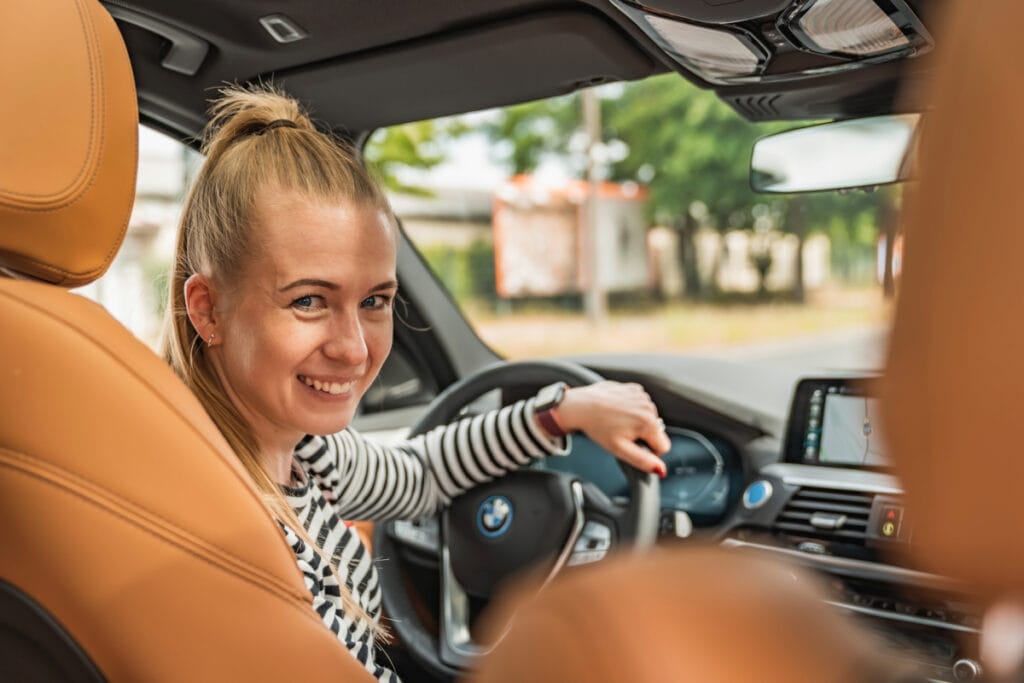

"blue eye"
[361,294,392,310]
[291,294,325,311]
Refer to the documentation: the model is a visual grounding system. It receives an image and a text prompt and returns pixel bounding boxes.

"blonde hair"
[160,83,392,639]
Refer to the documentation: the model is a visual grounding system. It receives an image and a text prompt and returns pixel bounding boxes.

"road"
[695,325,889,372]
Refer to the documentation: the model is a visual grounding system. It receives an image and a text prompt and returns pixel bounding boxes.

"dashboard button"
[742,480,773,510]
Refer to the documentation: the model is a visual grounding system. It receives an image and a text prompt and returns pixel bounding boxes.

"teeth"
[300,375,355,395]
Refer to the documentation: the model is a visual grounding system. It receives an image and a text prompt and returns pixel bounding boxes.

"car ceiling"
[103,0,943,142]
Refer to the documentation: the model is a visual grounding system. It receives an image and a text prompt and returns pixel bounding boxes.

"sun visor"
[276,10,656,133]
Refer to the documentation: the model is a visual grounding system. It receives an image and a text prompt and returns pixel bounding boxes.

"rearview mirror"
[750,114,920,194]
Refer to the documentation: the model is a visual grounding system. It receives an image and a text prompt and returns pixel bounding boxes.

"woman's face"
[209,190,397,452]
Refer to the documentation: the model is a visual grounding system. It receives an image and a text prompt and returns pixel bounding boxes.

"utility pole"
[582,88,608,328]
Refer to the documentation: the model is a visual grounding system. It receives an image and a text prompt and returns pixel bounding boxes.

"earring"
[208,332,216,346]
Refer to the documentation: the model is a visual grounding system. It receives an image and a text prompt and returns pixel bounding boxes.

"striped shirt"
[281,396,567,682]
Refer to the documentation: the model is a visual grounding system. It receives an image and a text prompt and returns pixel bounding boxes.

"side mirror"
[750,114,920,194]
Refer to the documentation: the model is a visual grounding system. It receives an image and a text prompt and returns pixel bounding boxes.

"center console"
[723,377,983,682]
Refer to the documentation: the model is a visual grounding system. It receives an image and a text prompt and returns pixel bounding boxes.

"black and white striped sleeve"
[298,397,569,522]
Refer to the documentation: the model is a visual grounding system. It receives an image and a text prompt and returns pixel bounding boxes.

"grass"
[465,286,893,359]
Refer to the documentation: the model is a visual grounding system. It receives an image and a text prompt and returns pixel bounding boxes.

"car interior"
[4,0,1021,682]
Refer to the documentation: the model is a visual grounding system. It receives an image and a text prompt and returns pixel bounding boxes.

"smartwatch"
[535,381,569,437]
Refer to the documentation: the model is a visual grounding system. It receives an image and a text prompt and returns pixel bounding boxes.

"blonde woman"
[161,85,670,682]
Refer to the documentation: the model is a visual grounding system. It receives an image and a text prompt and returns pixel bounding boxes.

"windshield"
[79,75,899,375]
[366,75,899,371]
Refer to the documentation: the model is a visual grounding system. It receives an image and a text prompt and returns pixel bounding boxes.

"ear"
[184,273,218,344]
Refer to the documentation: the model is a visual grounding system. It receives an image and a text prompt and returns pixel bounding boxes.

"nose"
[323,311,368,367]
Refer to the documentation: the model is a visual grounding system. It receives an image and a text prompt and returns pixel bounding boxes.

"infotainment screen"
[784,378,888,467]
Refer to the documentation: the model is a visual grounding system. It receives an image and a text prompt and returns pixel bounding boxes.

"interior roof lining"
[122,0,929,139]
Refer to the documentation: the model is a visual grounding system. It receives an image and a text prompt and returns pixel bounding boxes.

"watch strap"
[536,406,568,438]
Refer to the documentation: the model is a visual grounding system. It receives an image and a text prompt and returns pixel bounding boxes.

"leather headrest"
[0,0,137,286]
[884,0,1024,601]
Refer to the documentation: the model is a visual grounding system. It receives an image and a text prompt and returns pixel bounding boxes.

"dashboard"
[540,363,982,682]
[720,375,981,683]
[374,359,983,683]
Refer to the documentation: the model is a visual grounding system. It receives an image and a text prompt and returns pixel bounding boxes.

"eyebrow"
[278,278,338,292]
[370,279,400,293]
[278,278,399,293]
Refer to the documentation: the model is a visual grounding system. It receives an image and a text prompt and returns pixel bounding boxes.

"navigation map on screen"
[819,395,888,466]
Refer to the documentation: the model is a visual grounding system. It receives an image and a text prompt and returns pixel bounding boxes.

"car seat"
[0,1,372,680]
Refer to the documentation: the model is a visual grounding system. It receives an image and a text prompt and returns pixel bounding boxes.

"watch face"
[536,382,566,410]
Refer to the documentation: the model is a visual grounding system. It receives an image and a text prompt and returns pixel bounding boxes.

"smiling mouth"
[297,375,357,396]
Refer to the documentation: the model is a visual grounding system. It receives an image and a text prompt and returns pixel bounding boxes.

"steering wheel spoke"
[388,516,441,556]
[438,478,586,670]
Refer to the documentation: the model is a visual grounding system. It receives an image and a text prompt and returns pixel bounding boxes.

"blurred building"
[492,175,649,298]
[390,188,492,247]
[648,226,830,298]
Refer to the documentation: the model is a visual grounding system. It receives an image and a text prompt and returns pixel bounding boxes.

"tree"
[480,96,582,175]
[604,75,794,298]
[380,74,902,300]
[363,120,449,196]
[474,76,794,299]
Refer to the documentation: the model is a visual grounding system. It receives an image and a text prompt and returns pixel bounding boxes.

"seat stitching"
[0,0,136,283]
[0,0,98,203]
[0,285,302,577]
[0,448,315,614]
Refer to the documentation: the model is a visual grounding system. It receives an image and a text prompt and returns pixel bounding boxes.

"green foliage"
[605,74,791,231]
[418,241,497,304]
[481,95,582,175]
[144,255,171,318]
[364,121,448,196]
[370,73,904,292]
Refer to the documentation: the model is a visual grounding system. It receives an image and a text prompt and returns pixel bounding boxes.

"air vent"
[774,486,873,545]
[728,94,781,120]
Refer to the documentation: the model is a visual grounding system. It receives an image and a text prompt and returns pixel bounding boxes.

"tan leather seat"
[0,2,371,680]
[475,1,1024,681]
[884,0,1024,679]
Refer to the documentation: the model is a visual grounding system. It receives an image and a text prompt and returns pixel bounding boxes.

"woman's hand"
[552,381,671,477]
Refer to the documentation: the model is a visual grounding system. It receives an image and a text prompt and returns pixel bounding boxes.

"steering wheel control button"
[742,480,773,510]
[569,521,611,566]
[477,495,514,538]
[390,518,439,553]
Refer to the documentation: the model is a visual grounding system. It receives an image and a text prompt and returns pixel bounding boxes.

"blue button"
[743,480,773,510]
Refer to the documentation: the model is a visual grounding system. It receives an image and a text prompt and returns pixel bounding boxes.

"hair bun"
[202,83,312,158]
[257,119,299,134]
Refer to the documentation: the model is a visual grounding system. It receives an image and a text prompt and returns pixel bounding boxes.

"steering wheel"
[373,359,660,679]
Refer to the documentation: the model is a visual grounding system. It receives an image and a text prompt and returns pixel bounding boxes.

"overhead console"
[609,0,938,121]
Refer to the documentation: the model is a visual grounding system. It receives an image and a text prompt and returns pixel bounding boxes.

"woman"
[161,85,670,681]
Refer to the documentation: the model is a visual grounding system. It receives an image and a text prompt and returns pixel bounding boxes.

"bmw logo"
[477,495,514,538]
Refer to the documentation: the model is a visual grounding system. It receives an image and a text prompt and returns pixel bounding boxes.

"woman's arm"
[297,396,566,521]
